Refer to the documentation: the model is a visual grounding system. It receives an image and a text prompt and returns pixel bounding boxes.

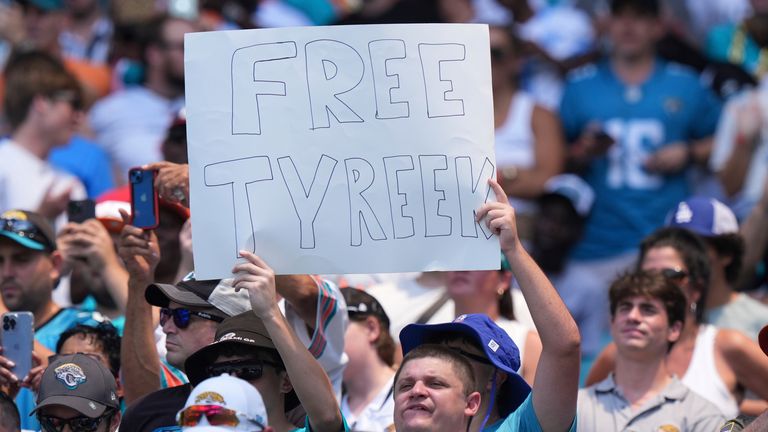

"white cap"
[179,374,268,431]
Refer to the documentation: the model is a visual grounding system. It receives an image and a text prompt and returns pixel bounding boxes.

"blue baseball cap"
[0,210,56,252]
[400,313,531,415]
[666,197,738,238]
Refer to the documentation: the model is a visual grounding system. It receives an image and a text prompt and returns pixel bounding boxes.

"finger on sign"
[488,178,507,202]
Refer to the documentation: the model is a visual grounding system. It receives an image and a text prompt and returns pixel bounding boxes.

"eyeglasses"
[159,307,224,329]
[206,359,280,381]
[178,405,265,430]
[660,268,688,281]
[38,411,112,432]
[0,217,53,250]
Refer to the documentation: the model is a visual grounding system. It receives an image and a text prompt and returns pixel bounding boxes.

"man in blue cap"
[396,179,580,432]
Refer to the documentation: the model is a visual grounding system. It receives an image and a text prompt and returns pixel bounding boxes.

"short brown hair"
[3,50,81,129]
[394,344,477,396]
[609,271,687,329]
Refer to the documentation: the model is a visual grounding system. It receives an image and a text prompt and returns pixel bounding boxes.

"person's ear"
[668,320,683,344]
[49,250,63,282]
[279,371,293,394]
[465,391,482,417]
[365,316,381,343]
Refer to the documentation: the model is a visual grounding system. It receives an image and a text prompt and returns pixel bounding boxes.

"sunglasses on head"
[659,267,688,281]
[206,359,280,381]
[178,404,266,430]
[0,217,53,250]
[159,307,224,329]
[38,411,113,432]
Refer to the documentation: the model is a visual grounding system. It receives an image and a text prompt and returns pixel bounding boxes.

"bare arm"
[718,137,758,197]
[584,342,616,386]
[117,211,163,404]
[736,179,768,292]
[477,179,580,432]
[718,329,768,403]
[234,251,344,432]
[520,330,542,386]
[499,106,564,199]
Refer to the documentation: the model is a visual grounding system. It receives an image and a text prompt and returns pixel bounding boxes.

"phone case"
[67,199,96,223]
[1,312,34,381]
[129,168,159,229]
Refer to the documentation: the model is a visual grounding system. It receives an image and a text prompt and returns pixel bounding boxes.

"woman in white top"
[490,26,564,226]
[340,288,396,431]
[586,227,768,417]
[429,270,542,385]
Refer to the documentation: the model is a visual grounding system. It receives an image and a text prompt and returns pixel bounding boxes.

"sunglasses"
[0,217,53,250]
[178,405,265,430]
[38,411,112,432]
[159,307,224,329]
[660,267,688,281]
[206,359,280,381]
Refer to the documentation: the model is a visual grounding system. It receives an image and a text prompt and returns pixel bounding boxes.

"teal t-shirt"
[292,412,350,432]
[484,394,577,432]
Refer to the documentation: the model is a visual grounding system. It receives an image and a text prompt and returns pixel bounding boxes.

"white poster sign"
[185,24,499,278]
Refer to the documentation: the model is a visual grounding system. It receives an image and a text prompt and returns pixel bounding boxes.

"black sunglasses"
[160,307,224,329]
[206,359,280,381]
[660,268,688,281]
[0,217,53,250]
[38,410,113,432]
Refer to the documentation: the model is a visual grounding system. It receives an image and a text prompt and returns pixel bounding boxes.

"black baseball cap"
[610,0,660,17]
[184,312,279,386]
[0,210,56,252]
[341,287,390,330]
[32,353,118,418]
[145,274,252,317]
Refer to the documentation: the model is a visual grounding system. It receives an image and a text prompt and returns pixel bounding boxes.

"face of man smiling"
[393,356,480,432]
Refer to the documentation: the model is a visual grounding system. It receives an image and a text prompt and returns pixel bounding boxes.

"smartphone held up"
[1,312,34,382]
[129,168,159,229]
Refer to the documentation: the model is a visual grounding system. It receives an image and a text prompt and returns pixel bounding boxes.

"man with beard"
[0,210,105,430]
[89,15,195,180]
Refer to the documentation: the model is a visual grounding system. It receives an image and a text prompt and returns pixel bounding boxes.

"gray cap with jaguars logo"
[31,353,119,418]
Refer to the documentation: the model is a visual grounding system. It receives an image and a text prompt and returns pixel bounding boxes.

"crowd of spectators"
[1,0,768,430]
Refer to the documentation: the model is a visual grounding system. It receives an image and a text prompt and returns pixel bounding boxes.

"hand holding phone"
[0,312,34,382]
[129,168,159,229]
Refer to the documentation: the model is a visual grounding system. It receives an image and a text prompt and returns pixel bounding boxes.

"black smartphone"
[67,199,96,223]
[1,312,34,381]
[128,168,159,229]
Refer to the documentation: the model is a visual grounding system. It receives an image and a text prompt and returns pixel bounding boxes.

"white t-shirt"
[0,139,87,221]
[89,86,184,177]
[281,277,349,401]
[341,375,395,431]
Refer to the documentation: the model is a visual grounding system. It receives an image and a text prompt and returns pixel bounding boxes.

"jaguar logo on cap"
[196,391,226,405]
[54,363,87,389]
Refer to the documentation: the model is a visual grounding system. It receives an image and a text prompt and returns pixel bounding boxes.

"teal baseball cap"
[20,0,64,11]
[0,210,56,252]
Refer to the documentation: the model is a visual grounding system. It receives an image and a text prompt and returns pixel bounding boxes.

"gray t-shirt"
[577,375,726,432]
[706,293,768,341]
